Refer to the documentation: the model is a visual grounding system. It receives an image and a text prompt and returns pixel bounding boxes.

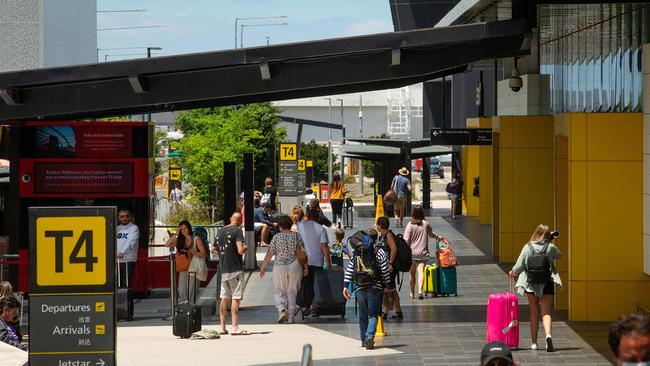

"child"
[0,281,13,299]
[329,228,351,267]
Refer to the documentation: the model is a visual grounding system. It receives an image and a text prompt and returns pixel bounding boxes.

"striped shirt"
[343,248,390,291]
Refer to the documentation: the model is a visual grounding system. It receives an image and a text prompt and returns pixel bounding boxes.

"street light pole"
[324,98,333,184]
[358,95,364,195]
[240,22,287,48]
[234,16,286,48]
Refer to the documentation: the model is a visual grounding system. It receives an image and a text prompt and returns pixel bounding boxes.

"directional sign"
[29,207,116,366]
[279,161,299,196]
[279,143,297,161]
[306,160,313,168]
[430,128,492,145]
[298,159,306,171]
[169,168,181,181]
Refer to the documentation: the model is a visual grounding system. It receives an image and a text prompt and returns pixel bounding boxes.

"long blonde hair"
[290,205,305,224]
[529,224,550,243]
[0,281,13,298]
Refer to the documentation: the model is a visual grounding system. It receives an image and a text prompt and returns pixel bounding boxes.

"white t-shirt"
[116,223,139,263]
[296,220,328,267]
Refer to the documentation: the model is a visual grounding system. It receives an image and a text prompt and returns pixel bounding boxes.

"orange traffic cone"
[375,315,387,337]
[375,194,385,223]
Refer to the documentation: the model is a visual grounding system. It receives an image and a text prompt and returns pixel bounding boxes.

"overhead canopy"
[0,19,531,122]
[340,142,453,161]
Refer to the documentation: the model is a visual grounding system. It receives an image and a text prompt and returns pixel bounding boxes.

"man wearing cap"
[254,201,277,246]
[390,167,412,227]
[480,341,516,366]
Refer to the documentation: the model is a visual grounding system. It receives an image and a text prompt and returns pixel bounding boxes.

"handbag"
[188,239,208,281]
[436,240,459,268]
[176,251,191,272]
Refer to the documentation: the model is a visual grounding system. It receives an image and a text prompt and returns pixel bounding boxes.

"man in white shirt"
[116,208,139,289]
[296,207,331,315]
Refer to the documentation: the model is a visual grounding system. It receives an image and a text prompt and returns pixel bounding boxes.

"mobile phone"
[549,230,560,239]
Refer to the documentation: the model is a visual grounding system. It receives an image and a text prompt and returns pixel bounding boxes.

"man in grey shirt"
[296,207,331,315]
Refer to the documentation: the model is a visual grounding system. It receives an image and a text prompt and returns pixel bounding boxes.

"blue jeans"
[356,288,382,342]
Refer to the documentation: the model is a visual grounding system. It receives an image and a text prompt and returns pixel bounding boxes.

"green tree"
[176,104,286,204]
[299,139,339,182]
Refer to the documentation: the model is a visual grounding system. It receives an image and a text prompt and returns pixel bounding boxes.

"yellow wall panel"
[587,162,644,281]
[569,281,588,321]
[500,232,514,263]
[512,116,555,149]
[497,116,514,148]
[500,149,514,233]
[493,130,501,256]
[512,232,532,261]
[587,281,650,321]
[569,113,587,161]
[511,149,555,232]
[570,162,588,281]
[555,114,570,138]
[466,145,480,217]
[587,113,643,162]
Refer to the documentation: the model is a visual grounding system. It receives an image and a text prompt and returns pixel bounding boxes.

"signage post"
[28,206,116,366]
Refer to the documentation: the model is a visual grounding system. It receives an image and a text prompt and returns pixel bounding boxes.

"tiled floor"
[235,212,613,365]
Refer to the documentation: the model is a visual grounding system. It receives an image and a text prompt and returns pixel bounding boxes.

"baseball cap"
[481,342,514,365]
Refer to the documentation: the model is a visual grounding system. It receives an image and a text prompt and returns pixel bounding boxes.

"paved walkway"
[109,207,615,365]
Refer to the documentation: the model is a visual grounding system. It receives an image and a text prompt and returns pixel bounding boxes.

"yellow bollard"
[375,194,385,223]
[375,315,387,337]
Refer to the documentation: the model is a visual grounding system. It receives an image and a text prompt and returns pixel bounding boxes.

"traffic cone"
[375,194,385,223]
[375,315,386,337]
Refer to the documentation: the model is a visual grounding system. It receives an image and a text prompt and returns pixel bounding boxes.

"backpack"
[330,241,344,267]
[388,230,412,272]
[193,226,210,264]
[437,240,458,268]
[526,242,551,284]
[348,231,379,289]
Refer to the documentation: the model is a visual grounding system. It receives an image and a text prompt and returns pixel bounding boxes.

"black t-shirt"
[215,226,245,275]
[263,186,277,210]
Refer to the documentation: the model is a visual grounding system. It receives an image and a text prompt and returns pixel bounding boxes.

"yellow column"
[494,115,555,263]
[554,114,570,310]
[562,113,650,321]
[464,119,481,217]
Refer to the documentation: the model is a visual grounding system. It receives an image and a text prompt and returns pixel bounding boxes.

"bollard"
[300,343,313,366]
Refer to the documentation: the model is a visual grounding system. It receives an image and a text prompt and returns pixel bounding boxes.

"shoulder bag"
[188,238,208,281]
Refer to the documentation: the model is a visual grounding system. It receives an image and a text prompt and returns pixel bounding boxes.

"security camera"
[509,67,522,92]
[21,174,31,183]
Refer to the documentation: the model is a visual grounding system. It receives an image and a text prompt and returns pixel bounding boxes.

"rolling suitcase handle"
[117,257,130,288]
[502,277,518,334]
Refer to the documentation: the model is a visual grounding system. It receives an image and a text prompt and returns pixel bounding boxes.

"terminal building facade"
[395,1,650,320]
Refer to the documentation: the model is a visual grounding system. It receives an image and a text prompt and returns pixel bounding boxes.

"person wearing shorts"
[509,224,562,352]
[214,212,249,335]
[391,167,411,228]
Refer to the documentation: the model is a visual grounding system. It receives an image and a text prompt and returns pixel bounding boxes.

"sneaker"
[546,336,554,352]
[530,343,538,350]
[278,310,288,323]
[365,337,375,350]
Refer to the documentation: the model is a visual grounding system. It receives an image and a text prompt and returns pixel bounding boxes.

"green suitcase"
[423,264,438,296]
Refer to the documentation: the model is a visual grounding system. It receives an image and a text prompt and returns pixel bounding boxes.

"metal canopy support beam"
[128,76,148,94]
[281,116,345,130]
[0,19,530,122]
[0,88,22,105]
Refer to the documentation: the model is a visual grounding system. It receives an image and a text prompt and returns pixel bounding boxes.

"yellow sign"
[298,159,306,171]
[306,160,313,168]
[36,216,107,287]
[279,143,297,161]
[169,169,181,181]
[95,324,105,335]
[95,302,105,312]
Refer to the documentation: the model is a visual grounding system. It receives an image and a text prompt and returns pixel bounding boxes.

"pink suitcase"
[486,280,519,349]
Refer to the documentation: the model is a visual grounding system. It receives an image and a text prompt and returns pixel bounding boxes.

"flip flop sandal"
[230,329,250,336]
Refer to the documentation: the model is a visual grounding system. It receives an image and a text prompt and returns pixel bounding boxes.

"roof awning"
[0,19,531,122]
[340,143,453,161]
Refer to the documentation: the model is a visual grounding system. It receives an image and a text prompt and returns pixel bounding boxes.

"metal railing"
[0,253,20,283]
[300,344,313,366]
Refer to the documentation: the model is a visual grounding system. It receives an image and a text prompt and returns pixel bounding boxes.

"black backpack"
[349,231,378,289]
[526,242,552,284]
[389,230,413,272]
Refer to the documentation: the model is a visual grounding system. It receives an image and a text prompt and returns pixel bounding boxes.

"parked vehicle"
[430,158,444,178]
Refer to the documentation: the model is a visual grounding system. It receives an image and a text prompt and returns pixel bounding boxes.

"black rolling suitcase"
[343,198,353,229]
[116,261,134,321]
[173,272,202,338]
[313,268,346,318]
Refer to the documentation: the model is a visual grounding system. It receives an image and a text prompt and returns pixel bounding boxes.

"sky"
[97,0,394,61]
